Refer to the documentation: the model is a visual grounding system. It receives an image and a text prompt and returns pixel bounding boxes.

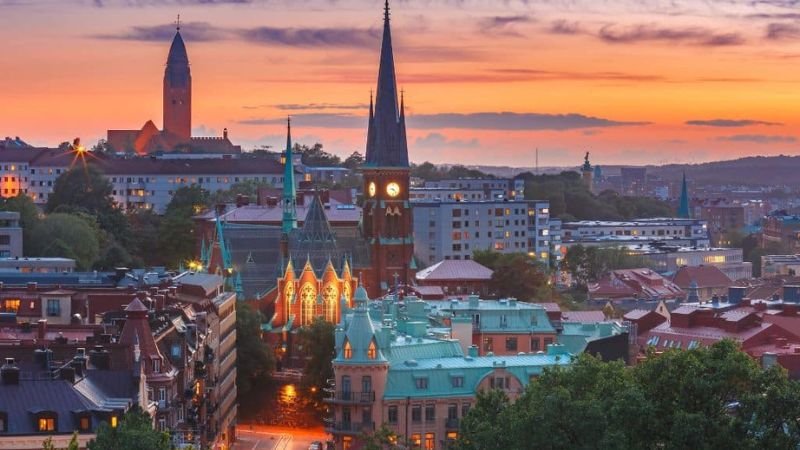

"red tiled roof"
[562,310,606,323]
[672,265,732,289]
[415,260,493,281]
[536,302,562,313]
[623,309,652,320]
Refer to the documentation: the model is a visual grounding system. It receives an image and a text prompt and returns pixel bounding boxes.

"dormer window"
[367,340,377,360]
[37,414,56,432]
[153,358,161,373]
[343,340,352,359]
[78,415,91,432]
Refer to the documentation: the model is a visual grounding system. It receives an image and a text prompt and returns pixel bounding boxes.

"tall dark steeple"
[365,0,409,167]
[678,172,691,218]
[163,16,192,141]
[282,117,297,233]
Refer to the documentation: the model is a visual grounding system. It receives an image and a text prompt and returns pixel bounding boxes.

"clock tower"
[362,0,414,296]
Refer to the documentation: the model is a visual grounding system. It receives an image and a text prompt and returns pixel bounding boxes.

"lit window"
[110,415,118,428]
[367,340,377,360]
[38,416,55,432]
[2,299,20,313]
[79,416,90,431]
[343,340,352,359]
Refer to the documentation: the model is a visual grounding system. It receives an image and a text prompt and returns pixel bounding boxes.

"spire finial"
[384,0,390,22]
[176,14,181,31]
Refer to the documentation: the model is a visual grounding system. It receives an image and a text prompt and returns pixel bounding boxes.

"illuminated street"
[234,425,328,450]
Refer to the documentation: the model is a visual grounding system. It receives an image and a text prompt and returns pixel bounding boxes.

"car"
[308,441,323,450]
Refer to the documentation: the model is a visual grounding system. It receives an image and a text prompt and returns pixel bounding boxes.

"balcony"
[324,390,376,404]
[445,418,460,430]
[325,421,375,435]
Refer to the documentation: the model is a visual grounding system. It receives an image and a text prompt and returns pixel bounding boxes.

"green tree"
[236,302,274,398]
[87,406,170,450]
[360,424,401,450]
[473,251,550,300]
[343,151,365,170]
[296,317,336,400]
[0,194,40,253]
[207,180,271,207]
[28,213,100,270]
[127,209,162,266]
[157,186,208,268]
[456,340,800,449]
[562,245,651,288]
[455,389,513,450]
[297,143,341,167]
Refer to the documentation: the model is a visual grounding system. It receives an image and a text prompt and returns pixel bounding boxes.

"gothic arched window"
[323,284,339,322]
[301,283,316,325]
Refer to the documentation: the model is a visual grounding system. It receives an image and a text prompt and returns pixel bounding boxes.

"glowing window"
[37,417,55,432]
[343,340,353,359]
[2,299,20,313]
[110,415,118,428]
[367,340,377,360]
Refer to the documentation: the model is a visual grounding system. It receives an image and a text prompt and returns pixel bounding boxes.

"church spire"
[365,0,409,167]
[164,17,191,141]
[678,172,691,218]
[282,117,297,233]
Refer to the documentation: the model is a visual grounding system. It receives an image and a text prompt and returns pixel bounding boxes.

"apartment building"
[410,178,525,202]
[412,199,551,265]
[562,218,710,248]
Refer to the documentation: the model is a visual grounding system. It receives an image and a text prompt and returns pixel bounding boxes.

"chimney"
[223,128,228,140]
[154,294,166,311]
[37,319,47,341]
[59,366,76,383]
[467,345,479,358]
[88,345,110,370]
[1,358,20,385]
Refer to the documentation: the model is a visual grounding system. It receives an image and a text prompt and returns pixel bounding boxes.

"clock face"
[368,182,376,197]
[386,182,401,198]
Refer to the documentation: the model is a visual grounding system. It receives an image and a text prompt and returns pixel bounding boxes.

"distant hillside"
[646,155,800,187]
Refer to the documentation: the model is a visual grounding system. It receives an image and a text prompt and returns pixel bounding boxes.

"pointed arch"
[367,338,378,360]
[343,338,353,360]
[300,282,316,325]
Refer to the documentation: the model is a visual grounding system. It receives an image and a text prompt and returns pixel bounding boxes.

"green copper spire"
[282,116,297,233]
[678,172,691,218]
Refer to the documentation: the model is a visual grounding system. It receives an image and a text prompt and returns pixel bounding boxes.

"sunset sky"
[1,0,799,167]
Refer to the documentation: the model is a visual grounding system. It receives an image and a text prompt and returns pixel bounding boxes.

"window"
[411,405,422,423]
[531,338,540,351]
[451,376,464,388]
[157,418,166,432]
[79,416,91,432]
[46,299,60,317]
[544,337,554,349]
[483,337,493,352]
[2,299,20,313]
[110,415,118,428]
[415,377,428,389]
[425,404,435,422]
[367,340,377,360]
[411,434,422,449]
[343,340,353,359]
[448,403,458,419]
[461,403,470,417]
[158,387,166,402]
[505,337,518,351]
[425,433,435,450]
[153,359,161,373]
[388,405,398,424]
[37,416,56,432]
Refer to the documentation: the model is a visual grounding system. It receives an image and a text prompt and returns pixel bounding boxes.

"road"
[233,425,329,450]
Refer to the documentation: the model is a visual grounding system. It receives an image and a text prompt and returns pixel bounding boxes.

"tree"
[0,194,40,253]
[207,180,270,207]
[360,424,401,450]
[455,389,513,450]
[28,213,100,270]
[456,340,800,449]
[87,406,170,450]
[46,165,131,249]
[296,317,335,400]
[297,143,341,167]
[473,251,550,300]
[236,302,274,399]
[157,186,209,268]
[562,245,651,288]
[343,151,365,170]
[127,210,162,267]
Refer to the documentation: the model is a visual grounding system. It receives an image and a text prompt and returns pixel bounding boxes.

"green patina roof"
[430,298,556,334]
[558,321,626,354]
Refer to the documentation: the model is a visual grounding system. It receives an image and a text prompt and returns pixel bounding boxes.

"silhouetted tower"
[163,16,192,141]
[677,172,691,218]
[582,152,594,192]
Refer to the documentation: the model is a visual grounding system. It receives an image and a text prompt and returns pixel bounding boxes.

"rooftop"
[415,260,493,282]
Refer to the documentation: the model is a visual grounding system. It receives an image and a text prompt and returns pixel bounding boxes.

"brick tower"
[163,21,192,141]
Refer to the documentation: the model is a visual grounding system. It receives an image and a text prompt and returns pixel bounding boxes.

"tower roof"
[298,194,336,243]
[282,117,297,233]
[167,30,189,65]
[678,172,691,218]
[365,0,409,168]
